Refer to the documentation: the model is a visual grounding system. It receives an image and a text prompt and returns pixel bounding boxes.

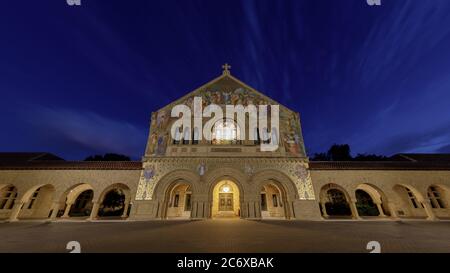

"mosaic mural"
[144,76,306,157]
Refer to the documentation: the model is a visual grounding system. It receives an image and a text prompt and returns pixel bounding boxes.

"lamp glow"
[222,185,230,193]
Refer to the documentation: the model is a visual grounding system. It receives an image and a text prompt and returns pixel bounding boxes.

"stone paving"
[0,219,449,253]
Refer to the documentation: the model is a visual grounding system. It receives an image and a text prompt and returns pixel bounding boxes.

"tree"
[311,152,329,161]
[327,144,352,161]
[102,189,125,209]
[84,153,131,161]
[354,153,388,161]
[98,189,126,217]
[310,144,387,161]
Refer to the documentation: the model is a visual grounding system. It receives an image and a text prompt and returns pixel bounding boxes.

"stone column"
[246,201,253,218]
[7,201,24,222]
[375,202,386,217]
[205,201,211,218]
[320,202,329,218]
[388,203,399,219]
[349,200,362,220]
[49,202,61,221]
[239,202,247,218]
[190,201,197,218]
[61,203,73,218]
[191,201,204,218]
[190,194,208,219]
[254,201,261,219]
[157,200,166,219]
[285,201,294,219]
[88,202,100,221]
[422,199,437,221]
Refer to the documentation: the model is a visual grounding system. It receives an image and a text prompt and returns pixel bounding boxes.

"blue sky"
[1,0,450,160]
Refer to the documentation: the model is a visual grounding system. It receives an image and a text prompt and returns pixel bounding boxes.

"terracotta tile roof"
[390,153,450,162]
[309,161,450,170]
[0,161,142,170]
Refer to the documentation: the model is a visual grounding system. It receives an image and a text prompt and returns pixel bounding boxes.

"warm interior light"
[222,185,230,193]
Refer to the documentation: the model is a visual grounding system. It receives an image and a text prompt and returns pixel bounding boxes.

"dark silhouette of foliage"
[325,202,352,216]
[102,189,125,209]
[311,152,330,161]
[355,189,380,216]
[327,144,352,161]
[354,153,388,161]
[84,153,131,161]
[311,144,388,161]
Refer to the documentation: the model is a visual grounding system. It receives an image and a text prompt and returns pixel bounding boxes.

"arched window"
[219,183,233,193]
[406,188,420,208]
[184,193,192,211]
[260,193,267,211]
[271,127,278,145]
[183,127,190,145]
[192,127,199,145]
[0,186,17,210]
[428,186,445,209]
[272,194,278,207]
[173,194,180,207]
[262,127,270,144]
[173,127,181,145]
[212,119,240,145]
[28,188,41,209]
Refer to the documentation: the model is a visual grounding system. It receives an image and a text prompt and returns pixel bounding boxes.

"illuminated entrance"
[212,180,240,218]
[219,193,233,211]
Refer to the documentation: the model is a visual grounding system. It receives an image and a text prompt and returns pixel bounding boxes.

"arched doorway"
[355,189,380,216]
[19,184,55,219]
[211,180,240,218]
[393,184,426,219]
[98,184,130,218]
[260,182,287,219]
[69,190,94,217]
[0,185,18,219]
[320,184,352,218]
[355,183,390,217]
[165,182,192,219]
[57,183,94,219]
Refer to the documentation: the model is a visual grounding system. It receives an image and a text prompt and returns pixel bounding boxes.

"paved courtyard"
[0,219,449,253]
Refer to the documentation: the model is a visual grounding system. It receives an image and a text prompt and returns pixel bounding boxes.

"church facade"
[1,67,450,222]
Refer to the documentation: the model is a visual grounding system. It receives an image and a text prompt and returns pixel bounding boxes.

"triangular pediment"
[155,72,296,115]
[146,70,306,158]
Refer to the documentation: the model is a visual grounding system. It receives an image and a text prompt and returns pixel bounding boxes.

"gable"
[156,73,296,114]
[145,70,307,158]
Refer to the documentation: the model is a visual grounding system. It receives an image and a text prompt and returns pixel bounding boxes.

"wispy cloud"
[21,106,147,159]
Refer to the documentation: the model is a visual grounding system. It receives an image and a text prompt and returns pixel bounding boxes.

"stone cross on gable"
[222,63,231,75]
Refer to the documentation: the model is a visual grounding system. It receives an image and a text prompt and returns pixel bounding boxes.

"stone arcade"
[1,66,449,222]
